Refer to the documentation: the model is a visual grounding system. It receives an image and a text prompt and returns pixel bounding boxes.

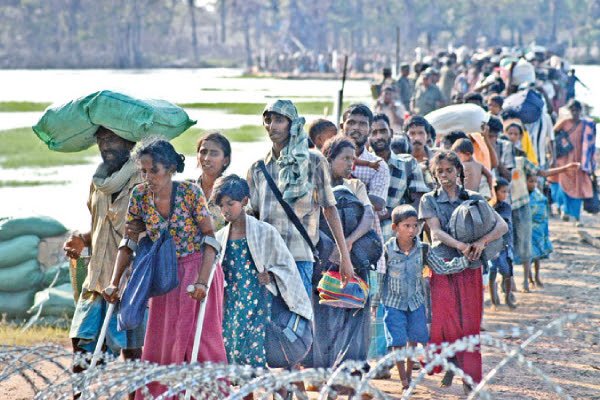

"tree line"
[1,0,599,69]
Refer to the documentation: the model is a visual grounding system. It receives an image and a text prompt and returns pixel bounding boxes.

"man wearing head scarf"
[247,100,353,295]
[62,127,145,400]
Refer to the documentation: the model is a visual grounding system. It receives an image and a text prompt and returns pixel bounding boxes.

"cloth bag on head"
[33,90,196,152]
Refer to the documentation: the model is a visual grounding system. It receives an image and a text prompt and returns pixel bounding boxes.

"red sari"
[429,266,483,383]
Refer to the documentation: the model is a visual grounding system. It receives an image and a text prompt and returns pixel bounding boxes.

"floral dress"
[221,237,270,367]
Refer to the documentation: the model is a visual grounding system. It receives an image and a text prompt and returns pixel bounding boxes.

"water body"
[0,66,598,230]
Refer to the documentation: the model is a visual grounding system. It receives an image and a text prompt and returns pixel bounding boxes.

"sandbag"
[511,58,536,86]
[0,216,67,241]
[42,261,71,287]
[0,259,43,292]
[448,199,504,268]
[28,283,75,317]
[425,103,489,136]
[503,89,544,124]
[0,235,40,268]
[33,90,196,152]
[0,289,36,317]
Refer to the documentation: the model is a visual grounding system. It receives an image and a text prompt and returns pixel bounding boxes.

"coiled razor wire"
[0,312,597,399]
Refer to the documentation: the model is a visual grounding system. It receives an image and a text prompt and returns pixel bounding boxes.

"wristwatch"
[119,237,138,252]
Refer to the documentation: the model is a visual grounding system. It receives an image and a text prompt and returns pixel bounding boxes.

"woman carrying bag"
[103,138,226,399]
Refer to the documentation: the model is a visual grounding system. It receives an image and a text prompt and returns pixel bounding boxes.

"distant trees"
[0,0,599,68]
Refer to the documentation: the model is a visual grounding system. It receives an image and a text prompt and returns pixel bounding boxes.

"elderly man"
[63,127,144,400]
[247,100,353,295]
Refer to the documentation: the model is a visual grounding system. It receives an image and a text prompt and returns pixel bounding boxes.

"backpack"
[503,89,544,124]
[448,199,504,269]
[320,185,383,272]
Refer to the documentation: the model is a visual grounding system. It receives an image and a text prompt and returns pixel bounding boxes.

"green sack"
[28,283,75,317]
[43,261,71,287]
[0,235,40,268]
[0,289,36,317]
[33,90,196,152]
[0,216,67,241]
[0,259,43,292]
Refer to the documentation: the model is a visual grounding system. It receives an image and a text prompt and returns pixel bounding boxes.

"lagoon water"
[0,65,598,231]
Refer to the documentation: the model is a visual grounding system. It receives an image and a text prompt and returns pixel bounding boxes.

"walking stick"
[184,261,217,400]
[90,287,115,369]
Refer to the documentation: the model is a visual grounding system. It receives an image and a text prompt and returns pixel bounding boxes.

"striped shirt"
[386,152,430,210]
[378,237,469,311]
[248,149,336,261]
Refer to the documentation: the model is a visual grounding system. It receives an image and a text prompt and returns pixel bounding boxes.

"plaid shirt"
[510,156,539,210]
[386,153,430,210]
[248,149,336,261]
[378,238,469,311]
[84,169,142,294]
[352,148,390,272]
[216,214,312,320]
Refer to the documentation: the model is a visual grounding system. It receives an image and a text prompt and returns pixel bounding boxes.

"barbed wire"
[0,312,597,399]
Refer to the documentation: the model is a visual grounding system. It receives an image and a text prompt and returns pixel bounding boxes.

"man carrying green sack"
[62,126,146,400]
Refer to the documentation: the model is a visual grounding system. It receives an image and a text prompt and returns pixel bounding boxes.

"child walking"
[213,175,312,379]
[489,178,517,309]
[527,174,553,287]
[378,205,470,392]
[451,138,494,196]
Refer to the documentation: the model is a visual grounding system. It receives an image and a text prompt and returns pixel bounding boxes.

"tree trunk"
[189,0,199,63]
[243,15,253,68]
[220,0,226,43]
[67,0,82,67]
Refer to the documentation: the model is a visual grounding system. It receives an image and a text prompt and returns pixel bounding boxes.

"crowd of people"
[61,46,596,399]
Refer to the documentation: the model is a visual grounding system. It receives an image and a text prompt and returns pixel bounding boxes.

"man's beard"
[370,139,390,153]
[101,149,130,174]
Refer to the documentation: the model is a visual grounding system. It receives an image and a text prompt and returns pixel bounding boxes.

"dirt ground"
[2,214,599,400]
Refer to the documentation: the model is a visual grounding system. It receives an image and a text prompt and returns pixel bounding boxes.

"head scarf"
[263,100,311,203]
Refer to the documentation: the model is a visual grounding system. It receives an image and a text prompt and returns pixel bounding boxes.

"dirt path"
[2,214,599,400]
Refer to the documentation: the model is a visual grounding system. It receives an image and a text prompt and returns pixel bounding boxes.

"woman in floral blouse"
[103,137,226,399]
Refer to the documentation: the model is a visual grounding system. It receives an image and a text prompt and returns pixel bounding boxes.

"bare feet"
[535,278,544,288]
[505,294,517,309]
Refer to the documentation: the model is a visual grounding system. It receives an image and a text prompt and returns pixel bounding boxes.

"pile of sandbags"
[0,216,73,318]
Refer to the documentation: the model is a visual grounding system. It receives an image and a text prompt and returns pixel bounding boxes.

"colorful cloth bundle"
[317,271,369,309]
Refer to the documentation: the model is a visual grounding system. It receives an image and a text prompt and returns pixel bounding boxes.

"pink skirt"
[136,251,226,399]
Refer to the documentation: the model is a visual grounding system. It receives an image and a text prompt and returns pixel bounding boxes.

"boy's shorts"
[383,304,429,348]
[489,249,513,277]
[69,289,147,355]
[512,205,532,263]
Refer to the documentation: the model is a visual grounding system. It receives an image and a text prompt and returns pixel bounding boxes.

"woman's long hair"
[430,150,470,200]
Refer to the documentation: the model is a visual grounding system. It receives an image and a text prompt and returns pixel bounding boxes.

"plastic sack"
[0,216,67,241]
[33,90,196,152]
[0,289,36,317]
[511,59,536,86]
[0,259,43,292]
[42,261,71,287]
[28,283,75,317]
[0,235,40,268]
[503,89,544,124]
[425,103,489,136]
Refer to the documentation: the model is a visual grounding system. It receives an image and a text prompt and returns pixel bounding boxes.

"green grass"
[179,101,352,116]
[0,180,69,187]
[171,125,265,154]
[0,125,265,169]
[0,127,98,168]
[0,318,70,346]
[0,101,51,112]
